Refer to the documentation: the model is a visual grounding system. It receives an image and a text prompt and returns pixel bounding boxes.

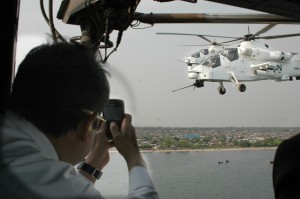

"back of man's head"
[9,42,110,137]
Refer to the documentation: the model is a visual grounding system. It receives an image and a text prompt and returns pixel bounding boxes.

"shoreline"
[109,147,277,153]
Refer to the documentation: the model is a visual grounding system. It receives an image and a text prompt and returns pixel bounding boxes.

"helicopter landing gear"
[218,82,226,95]
[218,87,226,95]
[238,84,246,92]
[230,72,246,93]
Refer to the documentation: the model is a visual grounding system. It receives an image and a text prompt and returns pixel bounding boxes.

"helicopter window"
[202,55,221,68]
[191,52,200,58]
[220,48,239,61]
[200,49,209,55]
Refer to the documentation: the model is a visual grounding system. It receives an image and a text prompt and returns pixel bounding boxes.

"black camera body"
[103,99,125,140]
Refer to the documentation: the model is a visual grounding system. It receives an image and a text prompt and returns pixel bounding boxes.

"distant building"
[184,134,200,139]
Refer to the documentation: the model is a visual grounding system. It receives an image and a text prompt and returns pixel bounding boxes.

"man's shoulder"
[281,133,300,147]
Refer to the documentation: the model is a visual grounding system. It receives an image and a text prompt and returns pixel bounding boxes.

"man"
[272,133,300,199]
[0,42,158,198]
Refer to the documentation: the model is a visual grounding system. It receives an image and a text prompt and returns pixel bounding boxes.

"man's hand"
[85,121,110,171]
[110,114,146,171]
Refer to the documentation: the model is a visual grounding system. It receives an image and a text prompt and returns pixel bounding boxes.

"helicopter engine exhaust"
[239,46,294,61]
[269,51,293,61]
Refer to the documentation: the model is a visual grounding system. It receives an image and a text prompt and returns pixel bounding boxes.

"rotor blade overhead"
[176,44,227,46]
[135,13,300,24]
[198,35,213,44]
[252,24,277,38]
[204,0,300,20]
[219,38,243,44]
[157,32,244,46]
[156,32,229,44]
[156,32,239,39]
[257,33,300,40]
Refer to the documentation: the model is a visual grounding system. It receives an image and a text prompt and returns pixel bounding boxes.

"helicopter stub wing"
[251,62,278,71]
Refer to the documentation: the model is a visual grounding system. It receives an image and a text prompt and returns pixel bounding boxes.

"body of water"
[96,149,276,199]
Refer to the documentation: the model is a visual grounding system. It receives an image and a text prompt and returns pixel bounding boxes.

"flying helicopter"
[172,24,300,95]
[156,32,237,65]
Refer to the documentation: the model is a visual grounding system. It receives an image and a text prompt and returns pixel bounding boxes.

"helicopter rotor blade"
[172,84,195,92]
[156,32,239,39]
[252,24,277,38]
[176,43,230,46]
[136,13,300,24]
[256,33,300,40]
[198,35,214,44]
[218,39,243,45]
[176,44,214,46]
[176,38,240,46]
[157,32,244,46]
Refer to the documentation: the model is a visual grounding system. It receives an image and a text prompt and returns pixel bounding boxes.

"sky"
[16,0,300,127]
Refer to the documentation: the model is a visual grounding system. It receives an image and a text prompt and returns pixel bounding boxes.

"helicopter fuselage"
[188,41,300,83]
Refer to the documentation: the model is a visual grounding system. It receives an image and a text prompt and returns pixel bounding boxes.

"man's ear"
[78,113,97,142]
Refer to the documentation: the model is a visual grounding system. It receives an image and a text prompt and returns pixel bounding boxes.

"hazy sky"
[16,0,300,127]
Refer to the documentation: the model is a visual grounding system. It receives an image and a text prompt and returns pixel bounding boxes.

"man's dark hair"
[8,42,110,137]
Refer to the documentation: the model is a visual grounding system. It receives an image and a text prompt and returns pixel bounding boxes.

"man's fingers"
[122,114,132,125]
[97,121,107,137]
[110,114,132,139]
[99,121,107,132]
[110,122,120,138]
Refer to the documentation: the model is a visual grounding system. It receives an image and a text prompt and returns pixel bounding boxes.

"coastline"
[109,147,277,153]
[141,147,277,153]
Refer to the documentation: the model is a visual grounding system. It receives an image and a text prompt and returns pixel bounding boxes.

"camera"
[103,99,125,140]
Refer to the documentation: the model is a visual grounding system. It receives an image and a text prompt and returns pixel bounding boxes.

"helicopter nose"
[185,57,192,64]
[188,71,199,79]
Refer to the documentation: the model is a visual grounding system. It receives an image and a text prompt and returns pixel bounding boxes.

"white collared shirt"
[0,112,158,199]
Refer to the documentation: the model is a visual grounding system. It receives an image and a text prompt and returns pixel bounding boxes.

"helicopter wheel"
[218,87,226,95]
[238,84,246,92]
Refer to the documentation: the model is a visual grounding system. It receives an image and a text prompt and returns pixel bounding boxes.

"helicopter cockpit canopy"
[190,49,209,58]
[191,52,200,58]
[220,48,239,62]
[200,49,209,55]
[202,55,221,68]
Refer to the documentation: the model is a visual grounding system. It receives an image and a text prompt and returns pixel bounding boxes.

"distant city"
[134,127,300,150]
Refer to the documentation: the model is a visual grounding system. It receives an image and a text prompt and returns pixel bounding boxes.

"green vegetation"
[135,127,300,150]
